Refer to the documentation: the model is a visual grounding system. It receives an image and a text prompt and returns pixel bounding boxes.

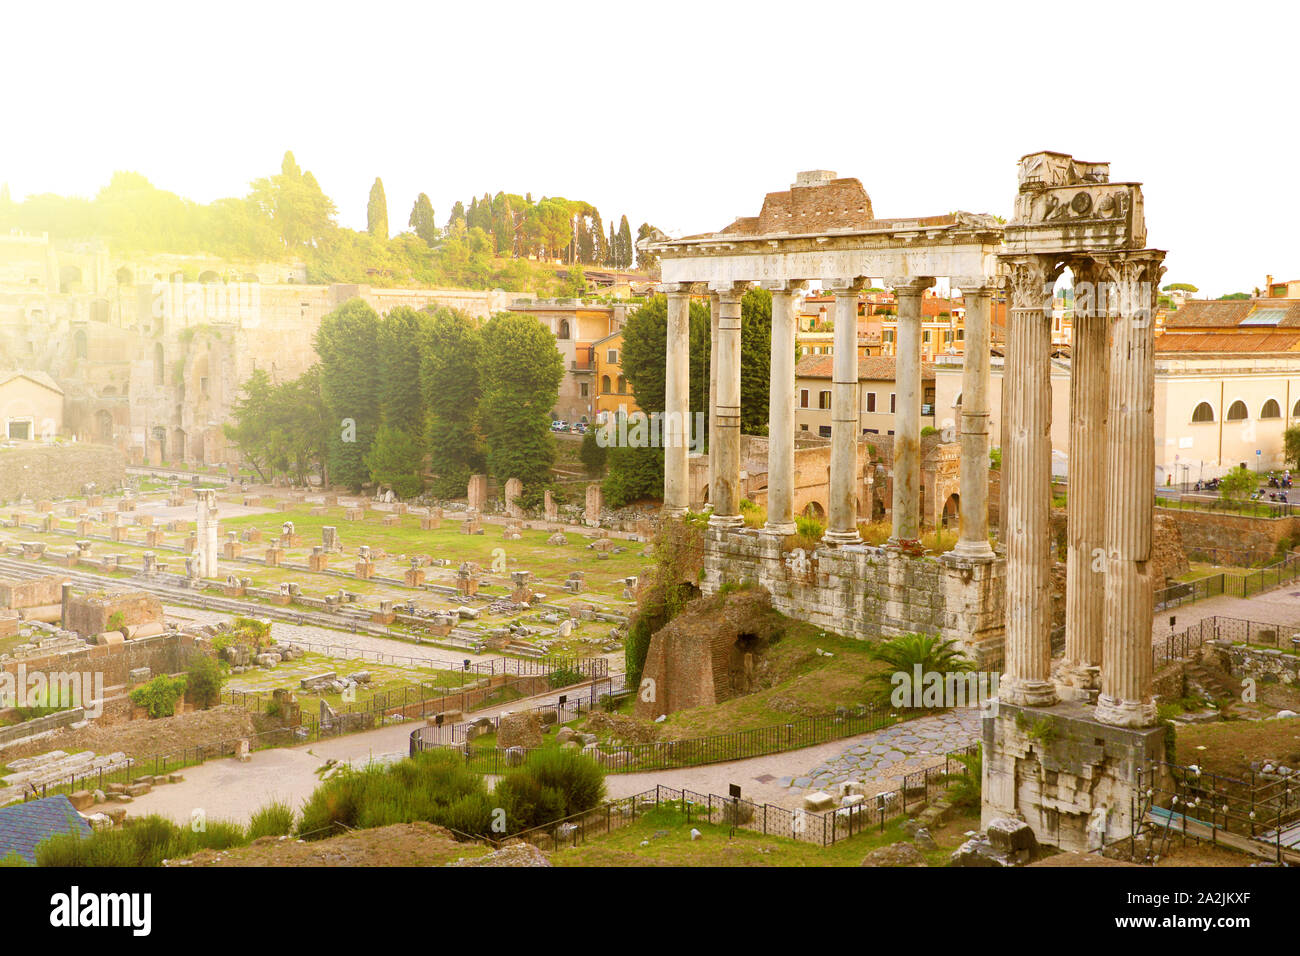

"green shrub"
[247,800,295,840]
[185,653,226,710]
[493,748,605,833]
[548,667,585,688]
[865,633,974,708]
[944,749,983,811]
[580,428,607,477]
[129,674,188,718]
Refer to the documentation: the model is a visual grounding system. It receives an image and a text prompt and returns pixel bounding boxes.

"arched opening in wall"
[73,329,88,360]
[1192,401,1215,423]
[942,493,960,527]
[115,266,133,286]
[803,500,825,519]
[151,425,167,461]
[954,392,963,408]
[616,375,626,394]
[601,374,611,394]
[728,632,762,695]
[154,343,165,386]
[198,270,221,284]
[172,429,186,462]
[95,410,113,442]
[1226,400,1248,422]
[558,319,570,339]
[1261,398,1281,419]
[701,484,709,504]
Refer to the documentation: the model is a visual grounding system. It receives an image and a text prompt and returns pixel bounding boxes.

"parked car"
[550,420,569,432]
[571,422,588,434]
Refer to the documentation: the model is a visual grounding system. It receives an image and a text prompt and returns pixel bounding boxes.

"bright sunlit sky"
[3,0,1297,297]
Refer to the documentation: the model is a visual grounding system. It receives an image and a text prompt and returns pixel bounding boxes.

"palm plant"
[865,632,973,709]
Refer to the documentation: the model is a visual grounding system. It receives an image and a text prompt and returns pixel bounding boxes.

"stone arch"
[601,374,612,394]
[942,492,960,527]
[803,500,825,519]
[115,266,133,286]
[1191,401,1215,423]
[172,428,187,462]
[558,319,571,339]
[73,329,88,359]
[1225,399,1248,421]
[1260,398,1281,419]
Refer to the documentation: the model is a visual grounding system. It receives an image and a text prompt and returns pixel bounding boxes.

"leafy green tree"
[222,369,278,481]
[185,654,226,710]
[1218,465,1258,503]
[580,428,607,477]
[367,178,388,238]
[1218,292,1251,301]
[635,222,660,271]
[864,633,973,709]
[740,287,772,434]
[409,192,437,244]
[249,151,337,249]
[129,675,188,719]
[378,307,431,437]
[315,299,382,490]
[421,308,483,496]
[616,215,633,269]
[445,200,465,233]
[477,312,564,489]
[1162,282,1198,293]
[365,425,426,498]
[1285,425,1300,471]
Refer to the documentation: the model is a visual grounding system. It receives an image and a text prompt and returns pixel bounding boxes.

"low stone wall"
[64,590,163,638]
[0,443,125,502]
[1158,507,1300,564]
[1216,641,1300,686]
[699,526,1006,666]
[0,574,63,610]
[0,631,193,696]
[0,707,85,746]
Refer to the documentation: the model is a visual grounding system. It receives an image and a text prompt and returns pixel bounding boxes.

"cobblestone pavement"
[781,709,983,795]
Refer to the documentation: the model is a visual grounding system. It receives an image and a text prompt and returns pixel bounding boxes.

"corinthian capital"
[1000,254,1063,313]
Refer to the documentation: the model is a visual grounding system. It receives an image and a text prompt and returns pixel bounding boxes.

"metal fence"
[1157,494,1300,518]
[504,744,981,853]
[1154,550,1300,611]
[1153,614,1300,667]
[413,702,909,775]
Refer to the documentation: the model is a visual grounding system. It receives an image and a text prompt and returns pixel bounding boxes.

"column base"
[949,539,996,561]
[821,529,862,547]
[762,521,796,536]
[1095,693,1158,729]
[661,505,688,519]
[998,677,1059,707]
[708,514,744,531]
[1054,660,1102,704]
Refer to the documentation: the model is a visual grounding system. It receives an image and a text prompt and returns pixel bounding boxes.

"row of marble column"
[661,277,997,562]
[998,250,1166,728]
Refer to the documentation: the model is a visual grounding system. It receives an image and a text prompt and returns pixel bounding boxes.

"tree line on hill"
[0,152,660,293]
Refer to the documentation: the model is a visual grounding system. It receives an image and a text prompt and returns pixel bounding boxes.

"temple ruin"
[642,154,1168,852]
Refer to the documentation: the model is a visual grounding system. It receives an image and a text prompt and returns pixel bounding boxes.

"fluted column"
[662,285,691,516]
[999,255,1060,706]
[951,279,995,559]
[1096,251,1166,728]
[709,284,745,530]
[823,279,865,546]
[763,280,805,534]
[887,277,934,545]
[1059,259,1109,698]
[708,293,720,504]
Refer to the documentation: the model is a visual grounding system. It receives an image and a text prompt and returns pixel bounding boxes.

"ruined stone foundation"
[982,700,1169,854]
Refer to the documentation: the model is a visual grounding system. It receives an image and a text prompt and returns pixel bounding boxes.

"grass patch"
[1176,717,1300,778]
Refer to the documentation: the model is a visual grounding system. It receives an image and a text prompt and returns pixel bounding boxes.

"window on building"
[601,375,612,394]
[818,390,831,410]
[617,375,626,394]
[559,319,571,339]
[800,423,809,431]
[818,425,832,438]
[1226,400,1248,421]
[1191,401,1215,423]
[1261,398,1281,419]
[800,389,809,408]
[607,348,618,364]
[923,330,931,343]
[865,392,876,412]
[579,382,589,398]
[890,393,896,414]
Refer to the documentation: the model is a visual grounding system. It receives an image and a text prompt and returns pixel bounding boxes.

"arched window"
[1261,399,1281,419]
[617,375,626,394]
[1293,398,1300,419]
[601,375,611,394]
[1226,400,1248,421]
[1191,402,1215,423]
[558,319,570,339]
[953,392,963,408]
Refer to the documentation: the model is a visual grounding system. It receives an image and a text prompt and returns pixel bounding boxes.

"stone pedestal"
[308,552,329,572]
[982,700,1169,854]
[421,515,441,531]
[110,526,128,542]
[223,541,241,560]
[382,514,401,527]
[404,568,425,587]
[355,560,374,579]
[265,547,284,567]
[344,508,364,521]
[145,530,165,547]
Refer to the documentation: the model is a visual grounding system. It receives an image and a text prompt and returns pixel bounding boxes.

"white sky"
[2,0,1296,297]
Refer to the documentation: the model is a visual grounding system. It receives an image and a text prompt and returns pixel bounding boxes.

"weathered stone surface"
[860,842,927,867]
[497,712,543,750]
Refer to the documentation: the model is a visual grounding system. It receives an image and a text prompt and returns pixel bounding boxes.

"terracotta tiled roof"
[795,354,935,382]
[1156,331,1300,353]
[1164,299,1300,329]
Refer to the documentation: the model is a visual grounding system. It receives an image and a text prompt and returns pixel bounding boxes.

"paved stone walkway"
[781,709,983,795]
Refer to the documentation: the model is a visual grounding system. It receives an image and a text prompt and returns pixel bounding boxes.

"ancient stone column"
[708,293,720,505]
[887,277,934,545]
[998,255,1060,706]
[823,280,865,546]
[709,284,745,529]
[951,279,995,560]
[1096,251,1166,728]
[662,285,691,516]
[1059,259,1109,698]
[763,280,805,535]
